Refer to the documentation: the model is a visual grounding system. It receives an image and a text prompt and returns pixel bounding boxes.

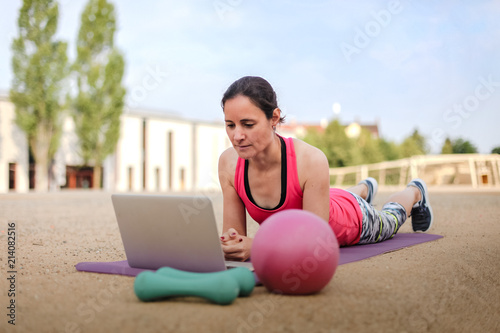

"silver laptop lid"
[112,194,227,272]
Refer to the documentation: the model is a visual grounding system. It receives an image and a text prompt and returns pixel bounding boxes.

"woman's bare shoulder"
[218,147,239,184]
[219,147,238,165]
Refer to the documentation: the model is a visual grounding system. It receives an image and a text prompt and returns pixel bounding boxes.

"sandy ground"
[0,188,499,333]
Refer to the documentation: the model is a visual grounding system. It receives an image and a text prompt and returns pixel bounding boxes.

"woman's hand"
[220,228,252,262]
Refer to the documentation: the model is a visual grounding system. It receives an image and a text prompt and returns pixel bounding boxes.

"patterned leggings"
[348,192,408,245]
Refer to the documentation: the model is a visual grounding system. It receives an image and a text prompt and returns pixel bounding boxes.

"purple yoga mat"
[338,232,442,265]
[75,233,442,277]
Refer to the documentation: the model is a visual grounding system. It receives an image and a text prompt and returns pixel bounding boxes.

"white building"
[0,94,30,192]
[108,109,230,192]
[0,93,230,193]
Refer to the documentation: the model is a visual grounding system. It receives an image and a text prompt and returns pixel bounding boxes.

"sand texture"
[0,189,499,333]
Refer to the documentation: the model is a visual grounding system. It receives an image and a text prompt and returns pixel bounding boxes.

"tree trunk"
[32,125,52,192]
[93,164,102,189]
[34,161,48,192]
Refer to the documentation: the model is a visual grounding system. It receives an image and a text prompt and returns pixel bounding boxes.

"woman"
[218,76,433,261]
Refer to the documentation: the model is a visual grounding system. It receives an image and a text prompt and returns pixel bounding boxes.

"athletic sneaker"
[407,178,433,232]
[358,177,378,205]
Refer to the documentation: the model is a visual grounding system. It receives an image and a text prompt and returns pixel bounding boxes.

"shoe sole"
[359,177,379,205]
[412,178,434,232]
[366,177,378,200]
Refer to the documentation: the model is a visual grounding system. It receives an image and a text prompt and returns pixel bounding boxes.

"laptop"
[111,193,253,272]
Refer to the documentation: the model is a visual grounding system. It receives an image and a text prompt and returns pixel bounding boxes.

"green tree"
[441,137,453,154]
[304,120,349,167]
[492,146,500,154]
[378,137,401,161]
[355,128,385,164]
[303,121,420,167]
[302,126,323,151]
[451,138,478,154]
[10,0,68,191]
[400,129,428,158]
[321,119,354,167]
[303,121,403,167]
[72,0,126,188]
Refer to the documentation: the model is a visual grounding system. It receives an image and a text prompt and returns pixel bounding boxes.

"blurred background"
[1,0,499,193]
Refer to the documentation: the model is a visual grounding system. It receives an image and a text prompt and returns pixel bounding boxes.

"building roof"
[124,106,224,127]
[277,119,380,139]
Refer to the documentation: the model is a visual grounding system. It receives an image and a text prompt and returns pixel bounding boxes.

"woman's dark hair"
[221,76,285,123]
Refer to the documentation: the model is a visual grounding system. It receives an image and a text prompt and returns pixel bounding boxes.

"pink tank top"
[234,136,362,246]
[235,136,303,222]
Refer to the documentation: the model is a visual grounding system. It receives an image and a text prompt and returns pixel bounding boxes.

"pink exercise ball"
[251,209,339,295]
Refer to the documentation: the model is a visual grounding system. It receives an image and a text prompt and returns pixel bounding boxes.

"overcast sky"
[1,0,499,153]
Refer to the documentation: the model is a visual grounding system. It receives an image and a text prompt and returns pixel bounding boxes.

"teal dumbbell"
[155,267,255,297]
[134,271,240,305]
